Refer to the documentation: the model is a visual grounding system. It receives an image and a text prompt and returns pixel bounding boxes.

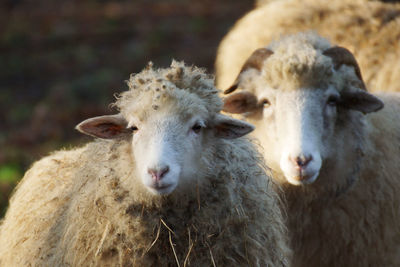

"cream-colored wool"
[256,0,400,7]
[0,61,290,266]
[216,0,400,92]
[222,33,400,266]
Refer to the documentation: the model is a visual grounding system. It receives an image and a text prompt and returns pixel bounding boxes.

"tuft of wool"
[237,32,363,93]
[115,60,222,117]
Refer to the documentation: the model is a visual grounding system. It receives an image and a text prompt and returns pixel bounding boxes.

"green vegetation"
[0,164,22,183]
[0,164,22,217]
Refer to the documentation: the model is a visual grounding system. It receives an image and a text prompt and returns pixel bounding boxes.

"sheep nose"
[290,154,313,168]
[148,166,170,181]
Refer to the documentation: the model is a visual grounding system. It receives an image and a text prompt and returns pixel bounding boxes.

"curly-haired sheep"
[222,32,400,267]
[0,61,290,266]
[216,0,400,92]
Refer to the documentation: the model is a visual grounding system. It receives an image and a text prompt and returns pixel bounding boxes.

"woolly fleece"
[0,61,290,266]
[216,0,400,92]
[223,33,400,267]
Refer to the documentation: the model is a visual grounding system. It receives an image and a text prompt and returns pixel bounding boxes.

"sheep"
[0,61,291,266]
[215,0,400,93]
[256,0,400,7]
[222,32,400,267]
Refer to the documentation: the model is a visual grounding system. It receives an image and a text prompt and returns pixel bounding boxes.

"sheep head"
[77,61,254,195]
[223,33,383,186]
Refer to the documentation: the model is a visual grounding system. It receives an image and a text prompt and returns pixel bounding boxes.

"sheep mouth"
[287,171,319,185]
[148,183,175,195]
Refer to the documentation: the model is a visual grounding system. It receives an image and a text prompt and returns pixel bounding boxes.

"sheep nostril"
[291,155,313,168]
[159,166,169,179]
[148,166,170,181]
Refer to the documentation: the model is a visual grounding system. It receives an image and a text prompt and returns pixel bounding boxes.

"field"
[0,0,254,217]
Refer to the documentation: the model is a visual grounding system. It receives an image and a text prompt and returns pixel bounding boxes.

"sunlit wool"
[0,61,290,266]
[222,33,400,267]
[216,0,400,93]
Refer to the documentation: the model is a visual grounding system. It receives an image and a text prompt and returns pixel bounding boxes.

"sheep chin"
[146,183,177,195]
[285,171,319,186]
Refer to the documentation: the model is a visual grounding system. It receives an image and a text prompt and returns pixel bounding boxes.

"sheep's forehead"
[253,33,363,93]
[261,43,334,90]
[120,86,211,124]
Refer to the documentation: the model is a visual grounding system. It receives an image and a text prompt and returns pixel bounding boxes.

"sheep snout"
[281,152,321,185]
[143,166,178,195]
[291,154,313,168]
[148,166,170,182]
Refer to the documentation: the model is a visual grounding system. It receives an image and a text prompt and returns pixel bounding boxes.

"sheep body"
[216,0,400,92]
[283,92,400,266]
[222,33,400,266]
[0,62,290,266]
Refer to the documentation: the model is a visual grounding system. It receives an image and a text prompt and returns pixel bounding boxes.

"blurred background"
[0,0,255,217]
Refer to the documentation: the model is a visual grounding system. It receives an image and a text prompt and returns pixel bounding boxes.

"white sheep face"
[251,85,339,185]
[225,83,382,186]
[125,104,207,195]
[223,45,384,186]
[77,93,254,195]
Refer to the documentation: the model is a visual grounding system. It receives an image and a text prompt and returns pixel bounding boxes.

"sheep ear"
[340,90,384,114]
[323,46,366,90]
[224,48,273,94]
[223,91,259,114]
[76,114,129,139]
[213,114,255,139]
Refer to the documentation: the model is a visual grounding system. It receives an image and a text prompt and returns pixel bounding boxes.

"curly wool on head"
[114,60,222,117]
[236,32,365,93]
[262,33,333,88]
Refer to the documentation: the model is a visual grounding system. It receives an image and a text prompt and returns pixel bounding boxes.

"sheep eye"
[327,96,339,107]
[130,126,138,132]
[192,123,202,134]
[260,98,271,107]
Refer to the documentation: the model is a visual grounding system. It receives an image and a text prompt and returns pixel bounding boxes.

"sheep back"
[216,0,400,92]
